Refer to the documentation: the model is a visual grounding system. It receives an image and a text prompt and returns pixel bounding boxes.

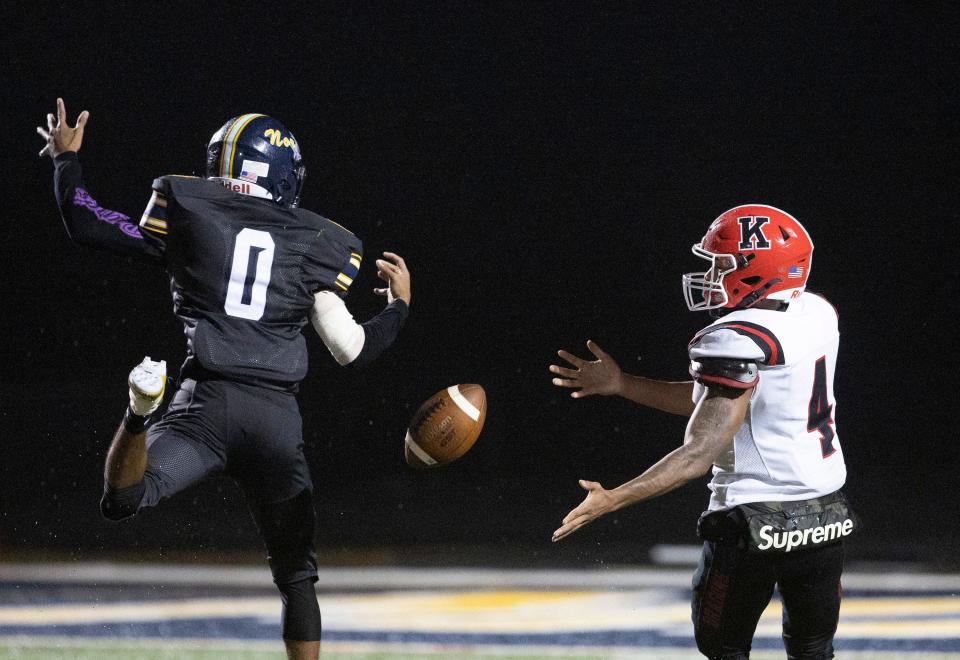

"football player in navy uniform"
[38,99,411,660]
[550,205,854,659]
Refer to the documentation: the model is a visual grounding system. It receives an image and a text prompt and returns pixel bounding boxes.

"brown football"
[404,384,487,469]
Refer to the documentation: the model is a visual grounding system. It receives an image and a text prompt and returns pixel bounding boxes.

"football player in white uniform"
[550,205,854,660]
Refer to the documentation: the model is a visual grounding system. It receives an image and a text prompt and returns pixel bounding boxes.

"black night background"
[1,4,956,570]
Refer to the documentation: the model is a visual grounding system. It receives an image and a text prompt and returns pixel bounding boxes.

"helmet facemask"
[275,162,306,208]
[682,244,738,311]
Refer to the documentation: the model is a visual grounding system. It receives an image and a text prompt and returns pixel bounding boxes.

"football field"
[0,564,958,659]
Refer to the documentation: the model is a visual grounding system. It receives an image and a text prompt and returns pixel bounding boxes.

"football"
[405,384,487,469]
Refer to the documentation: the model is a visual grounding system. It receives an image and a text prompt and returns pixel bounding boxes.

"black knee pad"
[254,488,318,585]
[278,576,321,641]
[783,633,836,659]
[695,633,751,660]
[99,480,146,521]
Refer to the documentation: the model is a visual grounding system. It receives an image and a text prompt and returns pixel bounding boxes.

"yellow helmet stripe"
[218,113,265,178]
[216,116,245,176]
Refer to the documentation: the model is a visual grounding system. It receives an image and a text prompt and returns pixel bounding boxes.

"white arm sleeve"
[310,290,366,366]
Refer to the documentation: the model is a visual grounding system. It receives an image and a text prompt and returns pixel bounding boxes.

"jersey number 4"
[224,228,275,321]
[807,356,837,458]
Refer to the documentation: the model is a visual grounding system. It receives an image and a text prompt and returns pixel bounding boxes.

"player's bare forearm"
[551,451,699,543]
[551,341,695,415]
[612,385,749,508]
[619,374,696,416]
[608,390,746,507]
[104,424,148,489]
[608,444,710,509]
[552,385,749,542]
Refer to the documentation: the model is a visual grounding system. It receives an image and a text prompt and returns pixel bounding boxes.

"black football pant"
[101,378,321,641]
[692,532,844,659]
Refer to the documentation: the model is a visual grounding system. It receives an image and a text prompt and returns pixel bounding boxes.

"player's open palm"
[36,98,89,159]
[551,479,616,542]
[550,340,622,398]
[374,252,411,305]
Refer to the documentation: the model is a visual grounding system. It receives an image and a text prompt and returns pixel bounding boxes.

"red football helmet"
[682,204,813,311]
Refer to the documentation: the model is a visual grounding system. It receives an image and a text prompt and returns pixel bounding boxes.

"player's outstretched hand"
[36,98,89,159]
[374,252,411,305]
[550,340,622,398]
[551,479,617,542]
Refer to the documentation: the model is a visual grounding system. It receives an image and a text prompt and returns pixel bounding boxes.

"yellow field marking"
[444,591,583,610]
[841,597,960,616]
[1,591,958,639]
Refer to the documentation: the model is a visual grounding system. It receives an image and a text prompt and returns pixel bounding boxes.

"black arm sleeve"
[348,299,410,369]
[53,152,163,261]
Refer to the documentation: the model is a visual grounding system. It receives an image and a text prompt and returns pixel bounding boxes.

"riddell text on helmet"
[756,519,854,552]
[217,179,253,194]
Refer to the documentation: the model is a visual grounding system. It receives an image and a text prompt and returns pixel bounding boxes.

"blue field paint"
[1,621,958,653]
[0,620,277,640]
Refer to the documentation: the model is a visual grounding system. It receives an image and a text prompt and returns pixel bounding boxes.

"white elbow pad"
[310,290,365,365]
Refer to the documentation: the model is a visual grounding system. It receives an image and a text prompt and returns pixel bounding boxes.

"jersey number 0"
[224,228,275,320]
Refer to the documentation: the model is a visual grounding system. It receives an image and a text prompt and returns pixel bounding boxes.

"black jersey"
[139,176,363,387]
[52,154,363,389]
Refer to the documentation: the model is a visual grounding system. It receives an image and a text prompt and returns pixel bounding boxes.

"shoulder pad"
[139,187,169,237]
[689,320,784,366]
[808,291,840,321]
[322,216,356,237]
[151,175,200,196]
[689,358,759,389]
[295,210,364,297]
[293,208,357,236]
[332,242,363,295]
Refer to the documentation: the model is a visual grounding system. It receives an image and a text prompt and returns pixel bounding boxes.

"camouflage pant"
[693,506,844,659]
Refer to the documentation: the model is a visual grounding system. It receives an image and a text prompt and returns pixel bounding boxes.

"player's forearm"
[618,374,696,416]
[53,152,152,257]
[349,299,409,368]
[607,389,745,510]
[608,443,710,510]
[312,292,409,368]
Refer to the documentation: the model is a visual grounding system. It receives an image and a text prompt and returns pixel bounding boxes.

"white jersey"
[688,292,846,511]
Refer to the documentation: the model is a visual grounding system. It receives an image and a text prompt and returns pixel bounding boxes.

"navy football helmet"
[205,114,306,208]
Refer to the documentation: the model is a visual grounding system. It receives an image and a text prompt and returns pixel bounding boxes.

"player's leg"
[101,357,166,516]
[692,511,777,659]
[776,542,844,659]
[101,361,228,520]
[252,489,321,660]
[228,384,320,659]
